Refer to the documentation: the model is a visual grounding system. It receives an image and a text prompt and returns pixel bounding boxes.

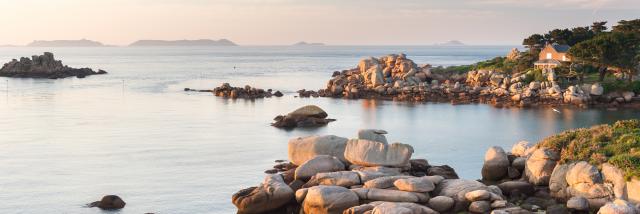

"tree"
[545,28,573,45]
[523,34,545,50]
[569,26,594,46]
[613,19,640,34]
[569,32,640,82]
[591,21,608,34]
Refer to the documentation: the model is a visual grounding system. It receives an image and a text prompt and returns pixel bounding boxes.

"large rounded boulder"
[300,185,359,214]
[295,155,345,181]
[481,146,510,181]
[232,174,294,214]
[344,139,413,167]
[524,148,559,185]
[288,135,349,165]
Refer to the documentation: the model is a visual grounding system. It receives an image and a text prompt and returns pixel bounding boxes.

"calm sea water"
[1,46,639,214]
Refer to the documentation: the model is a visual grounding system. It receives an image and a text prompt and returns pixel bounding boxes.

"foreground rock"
[344,139,413,167]
[0,52,106,79]
[87,195,126,210]
[232,120,640,214]
[272,105,336,129]
[232,174,294,214]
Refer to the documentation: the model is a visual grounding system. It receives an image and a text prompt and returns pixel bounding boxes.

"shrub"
[537,120,640,180]
[602,81,640,93]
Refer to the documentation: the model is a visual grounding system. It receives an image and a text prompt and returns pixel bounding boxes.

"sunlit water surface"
[1,46,639,214]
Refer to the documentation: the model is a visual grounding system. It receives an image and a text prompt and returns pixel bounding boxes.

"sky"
[0,0,638,46]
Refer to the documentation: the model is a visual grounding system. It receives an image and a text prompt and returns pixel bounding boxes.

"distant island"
[128,39,237,47]
[435,40,465,46]
[292,41,325,46]
[27,39,105,47]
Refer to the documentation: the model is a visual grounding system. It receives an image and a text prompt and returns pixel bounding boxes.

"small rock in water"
[271,105,335,129]
[88,195,126,210]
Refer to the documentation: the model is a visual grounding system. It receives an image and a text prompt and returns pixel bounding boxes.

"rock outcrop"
[299,53,640,108]
[0,52,107,79]
[272,105,336,129]
[232,121,640,214]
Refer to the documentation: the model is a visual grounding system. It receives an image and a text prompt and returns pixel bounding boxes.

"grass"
[537,120,640,180]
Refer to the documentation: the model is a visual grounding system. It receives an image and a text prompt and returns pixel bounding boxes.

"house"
[534,43,571,70]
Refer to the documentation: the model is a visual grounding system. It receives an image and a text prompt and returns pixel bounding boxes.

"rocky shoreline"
[298,54,639,109]
[232,121,640,214]
[0,52,107,79]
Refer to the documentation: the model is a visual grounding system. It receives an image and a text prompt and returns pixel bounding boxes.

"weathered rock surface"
[524,148,559,185]
[433,179,491,212]
[232,174,294,214]
[311,171,361,187]
[344,139,414,167]
[482,146,510,181]
[567,196,589,211]
[428,196,455,212]
[370,202,438,214]
[598,199,637,214]
[393,176,436,193]
[273,105,336,128]
[301,185,359,214]
[358,129,389,144]
[355,188,428,203]
[469,201,491,213]
[294,155,345,181]
[0,52,106,79]
[87,195,126,210]
[353,166,403,182]
[288,135,349,165]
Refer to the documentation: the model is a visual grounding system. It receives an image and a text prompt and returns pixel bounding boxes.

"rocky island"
[232,120,640,214]
[0,52,107,79]
[26,39,105,47]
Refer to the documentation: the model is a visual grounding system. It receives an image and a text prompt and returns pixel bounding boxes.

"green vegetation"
[522,69,545,84]
[538,120,640,180]
[602,81,640,94]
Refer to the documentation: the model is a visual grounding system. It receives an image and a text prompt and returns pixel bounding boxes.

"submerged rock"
[0,52,107,79]
[272,105,336,128]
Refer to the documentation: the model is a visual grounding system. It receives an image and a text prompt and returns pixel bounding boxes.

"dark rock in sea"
[271,105,336,129]
[274,91,284,97]
[0,52,107,79]
[88,195,126,210]
[212,83,274,99]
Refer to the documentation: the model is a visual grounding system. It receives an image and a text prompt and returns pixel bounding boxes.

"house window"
[546,53,552,59]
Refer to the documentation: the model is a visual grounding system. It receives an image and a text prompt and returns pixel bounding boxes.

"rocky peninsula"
[232,120,640,214]
[299,54,638,109]
[0,52,107,79]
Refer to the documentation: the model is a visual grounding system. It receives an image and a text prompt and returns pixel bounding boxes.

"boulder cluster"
[232,130,640,214]
[207,83,283,99]
[301,54,638,108]
[0,52,107,79]
[272,105,335,129]
[480,142,640,214]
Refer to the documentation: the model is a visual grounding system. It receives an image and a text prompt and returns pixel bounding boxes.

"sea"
[1,46,638,214]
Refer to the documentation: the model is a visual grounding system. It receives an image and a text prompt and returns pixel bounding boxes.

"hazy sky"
[0,0,638,45]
